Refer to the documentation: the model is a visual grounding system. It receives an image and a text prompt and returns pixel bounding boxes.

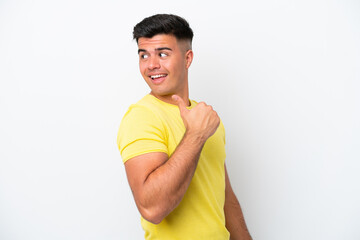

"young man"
[117,14,252,240]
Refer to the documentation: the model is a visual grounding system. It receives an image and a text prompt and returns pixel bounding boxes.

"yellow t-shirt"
[117,94,230,240]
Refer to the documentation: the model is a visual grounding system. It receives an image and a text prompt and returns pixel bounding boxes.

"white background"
[1,0,359,239]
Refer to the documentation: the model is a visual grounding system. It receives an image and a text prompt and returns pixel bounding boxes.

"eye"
[141,54,149,59]
[159,52,168,57]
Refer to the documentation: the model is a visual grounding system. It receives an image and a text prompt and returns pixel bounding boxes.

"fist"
[172,95,220,142]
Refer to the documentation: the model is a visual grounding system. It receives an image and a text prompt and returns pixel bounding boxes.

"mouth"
[149,74,167,84]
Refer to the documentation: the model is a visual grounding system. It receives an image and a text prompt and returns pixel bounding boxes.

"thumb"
[172,95,189,114]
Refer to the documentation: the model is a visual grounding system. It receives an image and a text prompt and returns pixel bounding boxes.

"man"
[117,14,252,240]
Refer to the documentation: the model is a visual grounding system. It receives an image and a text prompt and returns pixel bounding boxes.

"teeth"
[151,74,166,79]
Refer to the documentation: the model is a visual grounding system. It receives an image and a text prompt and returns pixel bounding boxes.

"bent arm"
[224,165,252,240]
[125,131,206,224]
[124,95,220,224]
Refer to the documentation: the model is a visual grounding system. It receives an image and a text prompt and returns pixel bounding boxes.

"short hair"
[133,14,194,45]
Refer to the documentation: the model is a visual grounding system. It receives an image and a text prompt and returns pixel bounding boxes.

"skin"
[225,165,253,240]
[137,34,192,106]
[125,33,252,239]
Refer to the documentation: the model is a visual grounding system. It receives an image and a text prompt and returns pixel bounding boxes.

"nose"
[147,56,160,70]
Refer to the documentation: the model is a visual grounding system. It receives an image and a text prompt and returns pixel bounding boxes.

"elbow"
[134,192,176,224]
[138,206,167,225]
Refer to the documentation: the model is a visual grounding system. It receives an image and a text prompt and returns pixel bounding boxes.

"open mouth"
[150,74,167,80]
[149,74,167,84]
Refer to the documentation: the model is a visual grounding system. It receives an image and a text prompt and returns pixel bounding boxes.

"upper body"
[117,14,252,240]
[118,94,229,239]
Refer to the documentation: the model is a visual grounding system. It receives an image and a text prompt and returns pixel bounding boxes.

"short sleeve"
[117,105,168,163]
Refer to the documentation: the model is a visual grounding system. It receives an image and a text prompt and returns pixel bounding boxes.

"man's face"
[137,34,193,101]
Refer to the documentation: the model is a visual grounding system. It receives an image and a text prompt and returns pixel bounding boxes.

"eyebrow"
[138,47,172,54]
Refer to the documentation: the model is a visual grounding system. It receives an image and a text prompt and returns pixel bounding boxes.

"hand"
[172,95,220,142]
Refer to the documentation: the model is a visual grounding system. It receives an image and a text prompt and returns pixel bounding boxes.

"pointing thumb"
[172,95,188,114]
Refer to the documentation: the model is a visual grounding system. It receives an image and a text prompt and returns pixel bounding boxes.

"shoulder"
[117,96,169,162]
[119,103,165,138]
[117,94,169,137]
[121,95,162,123]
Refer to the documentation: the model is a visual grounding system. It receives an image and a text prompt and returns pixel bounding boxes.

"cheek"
[162,60,178,74]
[139,64,147,75]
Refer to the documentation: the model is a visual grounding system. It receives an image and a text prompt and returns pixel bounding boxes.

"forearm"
[224,192,252,240]
[129,96,220,224]
[139,131,205,223]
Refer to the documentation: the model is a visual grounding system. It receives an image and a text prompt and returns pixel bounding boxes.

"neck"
[150,74,190,106]
[150,91,191,107]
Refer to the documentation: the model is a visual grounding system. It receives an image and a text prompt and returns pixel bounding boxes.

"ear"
[185,50,194,69]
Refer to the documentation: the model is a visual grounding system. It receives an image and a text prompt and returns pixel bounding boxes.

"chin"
[150,87,172,96]
[151,91,171,97]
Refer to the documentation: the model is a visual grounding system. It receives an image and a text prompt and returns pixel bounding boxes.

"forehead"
[137,34,178,50]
